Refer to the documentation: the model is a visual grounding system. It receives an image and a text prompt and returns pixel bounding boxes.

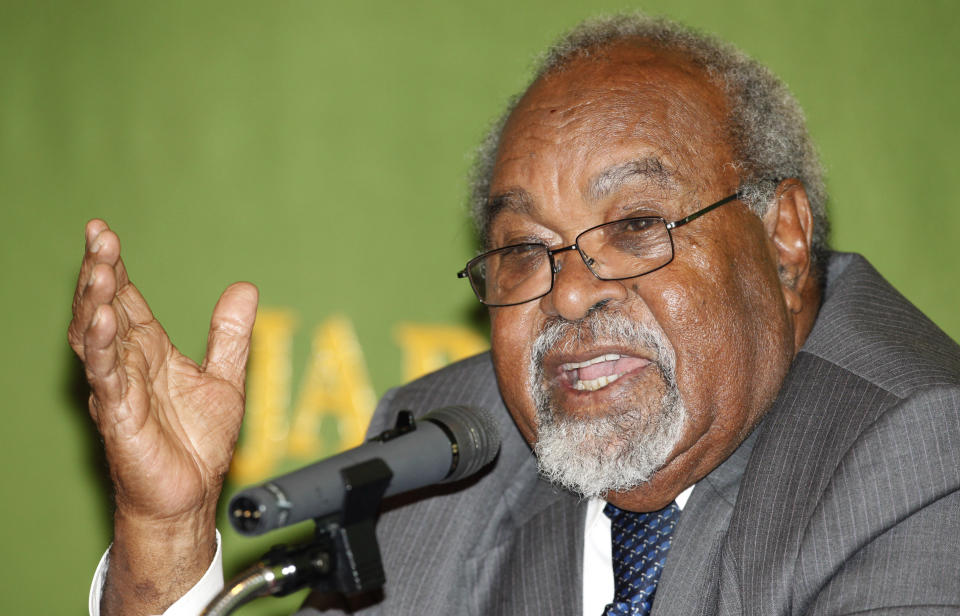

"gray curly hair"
[469,14,830,272]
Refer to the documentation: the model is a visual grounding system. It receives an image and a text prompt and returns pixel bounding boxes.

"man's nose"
[540,249,628,320]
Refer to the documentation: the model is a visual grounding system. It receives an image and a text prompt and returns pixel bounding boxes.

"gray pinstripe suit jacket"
[299,253,960,615]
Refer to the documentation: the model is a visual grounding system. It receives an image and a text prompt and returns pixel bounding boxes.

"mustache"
[530,309,677,381]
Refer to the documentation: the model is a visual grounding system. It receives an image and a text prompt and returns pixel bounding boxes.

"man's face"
[487,43,799,511]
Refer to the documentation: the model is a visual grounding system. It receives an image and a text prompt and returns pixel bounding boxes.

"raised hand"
[69,219,258,615]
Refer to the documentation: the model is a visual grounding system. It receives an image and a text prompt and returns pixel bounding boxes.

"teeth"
[572,373,622,391]
[560,353,621,371]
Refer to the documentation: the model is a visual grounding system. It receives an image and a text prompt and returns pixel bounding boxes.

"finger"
[89,226,154,329]
[72,221,118,315]
[85,302,159,447]
[83,303,126,413]
[113,274,158,329]
[84,220,132,289]
[202,282,259,390]
[70,221,110,351]
[69,224,153,355]
[69,258,119,358]
[70,222,125,351]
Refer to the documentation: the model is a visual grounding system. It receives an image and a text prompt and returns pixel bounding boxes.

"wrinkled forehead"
[487,43,734,227]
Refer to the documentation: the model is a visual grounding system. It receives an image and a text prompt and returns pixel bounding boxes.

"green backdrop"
[2,1,958,613]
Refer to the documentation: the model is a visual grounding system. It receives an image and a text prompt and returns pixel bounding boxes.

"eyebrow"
[587,156,678,201]
[486,188,534,224]
[483,156,679,237]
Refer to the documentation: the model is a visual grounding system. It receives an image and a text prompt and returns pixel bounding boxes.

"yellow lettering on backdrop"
[287,316,376,459]
[230,310,489,485]
[393,323,488,382]
[230,311,376,484]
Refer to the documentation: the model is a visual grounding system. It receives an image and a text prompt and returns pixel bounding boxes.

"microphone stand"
[201,458,393,616]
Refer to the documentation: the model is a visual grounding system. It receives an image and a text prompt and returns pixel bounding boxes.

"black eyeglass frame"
[457,192,741,307]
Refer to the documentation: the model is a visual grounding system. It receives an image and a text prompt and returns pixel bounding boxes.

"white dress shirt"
[90,487,693,616]
[88,530,225,616]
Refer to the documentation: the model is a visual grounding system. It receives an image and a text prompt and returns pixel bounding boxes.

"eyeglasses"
[457,193,740,306]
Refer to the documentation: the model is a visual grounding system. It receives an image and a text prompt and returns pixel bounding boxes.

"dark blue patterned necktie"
[601,501,681,616]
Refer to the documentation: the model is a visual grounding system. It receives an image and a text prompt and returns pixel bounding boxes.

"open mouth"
[559,353,652,392]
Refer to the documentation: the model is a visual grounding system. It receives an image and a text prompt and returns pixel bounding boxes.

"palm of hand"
[103,327,246,521]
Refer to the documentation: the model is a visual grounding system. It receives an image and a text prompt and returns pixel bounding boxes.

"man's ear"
[762,179,814,314]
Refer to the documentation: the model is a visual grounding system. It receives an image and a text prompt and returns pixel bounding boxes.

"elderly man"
[74,15,960,616]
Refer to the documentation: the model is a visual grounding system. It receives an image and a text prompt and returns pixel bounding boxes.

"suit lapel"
[653,430,757,616]
[465,452,586,616]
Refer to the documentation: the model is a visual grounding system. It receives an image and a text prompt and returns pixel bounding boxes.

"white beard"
[529,310,686,499]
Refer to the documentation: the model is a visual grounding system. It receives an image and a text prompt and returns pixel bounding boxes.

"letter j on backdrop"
[229,309,488,484]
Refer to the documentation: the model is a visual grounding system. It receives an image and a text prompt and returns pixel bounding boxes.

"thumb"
[203,282,259,389]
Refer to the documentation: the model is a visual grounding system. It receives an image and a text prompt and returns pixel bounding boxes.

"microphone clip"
[202,458,394,615]
[371,409,417,442]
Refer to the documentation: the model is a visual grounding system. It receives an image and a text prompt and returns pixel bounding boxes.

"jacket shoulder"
[803,252,960,396]
[726,254,960,613]
[366,352,503,436]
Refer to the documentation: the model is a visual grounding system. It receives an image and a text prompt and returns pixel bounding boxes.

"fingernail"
[90,229,107,253]
[87,269,98,288]
[91,307,101,327]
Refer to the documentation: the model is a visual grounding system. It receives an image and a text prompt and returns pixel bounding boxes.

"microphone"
[228,405,500,536]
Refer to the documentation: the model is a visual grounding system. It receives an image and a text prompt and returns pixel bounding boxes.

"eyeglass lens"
[468,243,554,306]
[471,217,673,306]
